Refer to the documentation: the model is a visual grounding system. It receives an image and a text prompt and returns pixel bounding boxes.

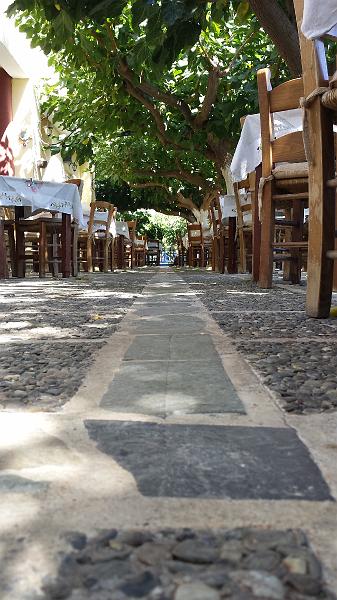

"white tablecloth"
[116,221,130,240]
[81,212,117,236]
[302,0,337,39]
[0,176,85,227]
[230,109,303,183]
[219,194,252,225]
[220,195,236,218]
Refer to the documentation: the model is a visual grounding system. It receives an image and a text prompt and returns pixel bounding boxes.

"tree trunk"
[221,164,234,195]
[249,0,302,76]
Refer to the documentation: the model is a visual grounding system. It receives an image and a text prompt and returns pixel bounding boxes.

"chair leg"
[111,238,116,271]
[72,225,78,277]
[238,226,245,273]
[39,221,47,278]
[259,182,274,288]
[219,235,225,274]
[61,214,72,278]
[227,217,237,274]
[252,165,262,283]
[103,240,109,273]
[282,208,292,281]
[8,225,16,277]
[87,238,93,272]
[16,227,25,278]
[200,245,204,268]
[289,200,303,285]
[0,221,8,279]
[52,233,59,277]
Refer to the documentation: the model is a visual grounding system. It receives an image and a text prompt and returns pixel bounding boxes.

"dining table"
[0,176,84,278]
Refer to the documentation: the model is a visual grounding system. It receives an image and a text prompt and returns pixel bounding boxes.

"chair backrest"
[88,201,116,238]
[0,207,14,220]
[65,178,84,198]
[208,202,217,237]
[208,195,223,236]
[187,223,203,245]
[147,239,160,250]
[135,234,147,248]
[234,172,255,229]
[126,220,137,242]
[257,68,306,179]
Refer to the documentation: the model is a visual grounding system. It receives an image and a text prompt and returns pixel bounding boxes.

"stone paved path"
[0,269,337,599]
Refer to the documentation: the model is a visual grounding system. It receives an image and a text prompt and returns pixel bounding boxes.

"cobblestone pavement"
[0,269,336,600]
[0,271,153,410]
[41,527,334,600]
[180,270,337,415]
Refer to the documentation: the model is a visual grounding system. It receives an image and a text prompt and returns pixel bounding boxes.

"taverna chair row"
[257,70,308,289]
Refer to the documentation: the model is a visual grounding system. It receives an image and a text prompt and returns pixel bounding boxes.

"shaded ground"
[180,270,337,414]
[0,269,336,600]
[0,271,153,410]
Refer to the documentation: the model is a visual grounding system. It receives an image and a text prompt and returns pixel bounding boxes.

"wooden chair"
[123,220,136,268]
[187,223,204,267]
[294,0,337,317]
[78,201,116,272]
[258,68,308,288]
[134,235,147,267]
[234,174,255,273]
[209,194,237,274]
[203,227,213,268]
[208,197,223,272]
[146,239,160,266]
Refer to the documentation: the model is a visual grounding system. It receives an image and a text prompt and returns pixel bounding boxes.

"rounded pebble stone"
[174,582,220,600]
[172,540,220,564]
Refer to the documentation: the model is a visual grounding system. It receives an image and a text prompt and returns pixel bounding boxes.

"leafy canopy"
[8,0,289,216]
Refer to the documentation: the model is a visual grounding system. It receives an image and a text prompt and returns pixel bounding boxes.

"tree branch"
[130,182,170,192]
[176,192,198,212]
[193,67,222,129]
[118,58,194,126]
[134,168,209,190]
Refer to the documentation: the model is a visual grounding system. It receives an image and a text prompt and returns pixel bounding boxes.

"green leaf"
[131,0,147,26]
[235,0,250,23]
[52,10,73,41]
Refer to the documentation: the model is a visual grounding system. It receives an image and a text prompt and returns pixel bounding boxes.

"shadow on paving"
[100,359,245,416]
[85,421,333,501]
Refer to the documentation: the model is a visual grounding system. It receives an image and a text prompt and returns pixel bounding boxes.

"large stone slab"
[124,334,219,362]
[124,336,171,361]
[165,359,244,414]
[101,362,167,416]
[85,421,333,501]
[126,314,206,334]
[102,350,244,415]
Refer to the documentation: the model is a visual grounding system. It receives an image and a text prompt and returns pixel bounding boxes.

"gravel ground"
[40,527,335,599]
[0,271,153,410]
[180,270,337,415]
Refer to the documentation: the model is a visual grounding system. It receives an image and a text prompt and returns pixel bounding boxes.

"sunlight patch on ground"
[0,321,32,330]
[0,326,76,343]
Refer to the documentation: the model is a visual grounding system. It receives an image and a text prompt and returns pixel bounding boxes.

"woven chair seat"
[272,162,308,180]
